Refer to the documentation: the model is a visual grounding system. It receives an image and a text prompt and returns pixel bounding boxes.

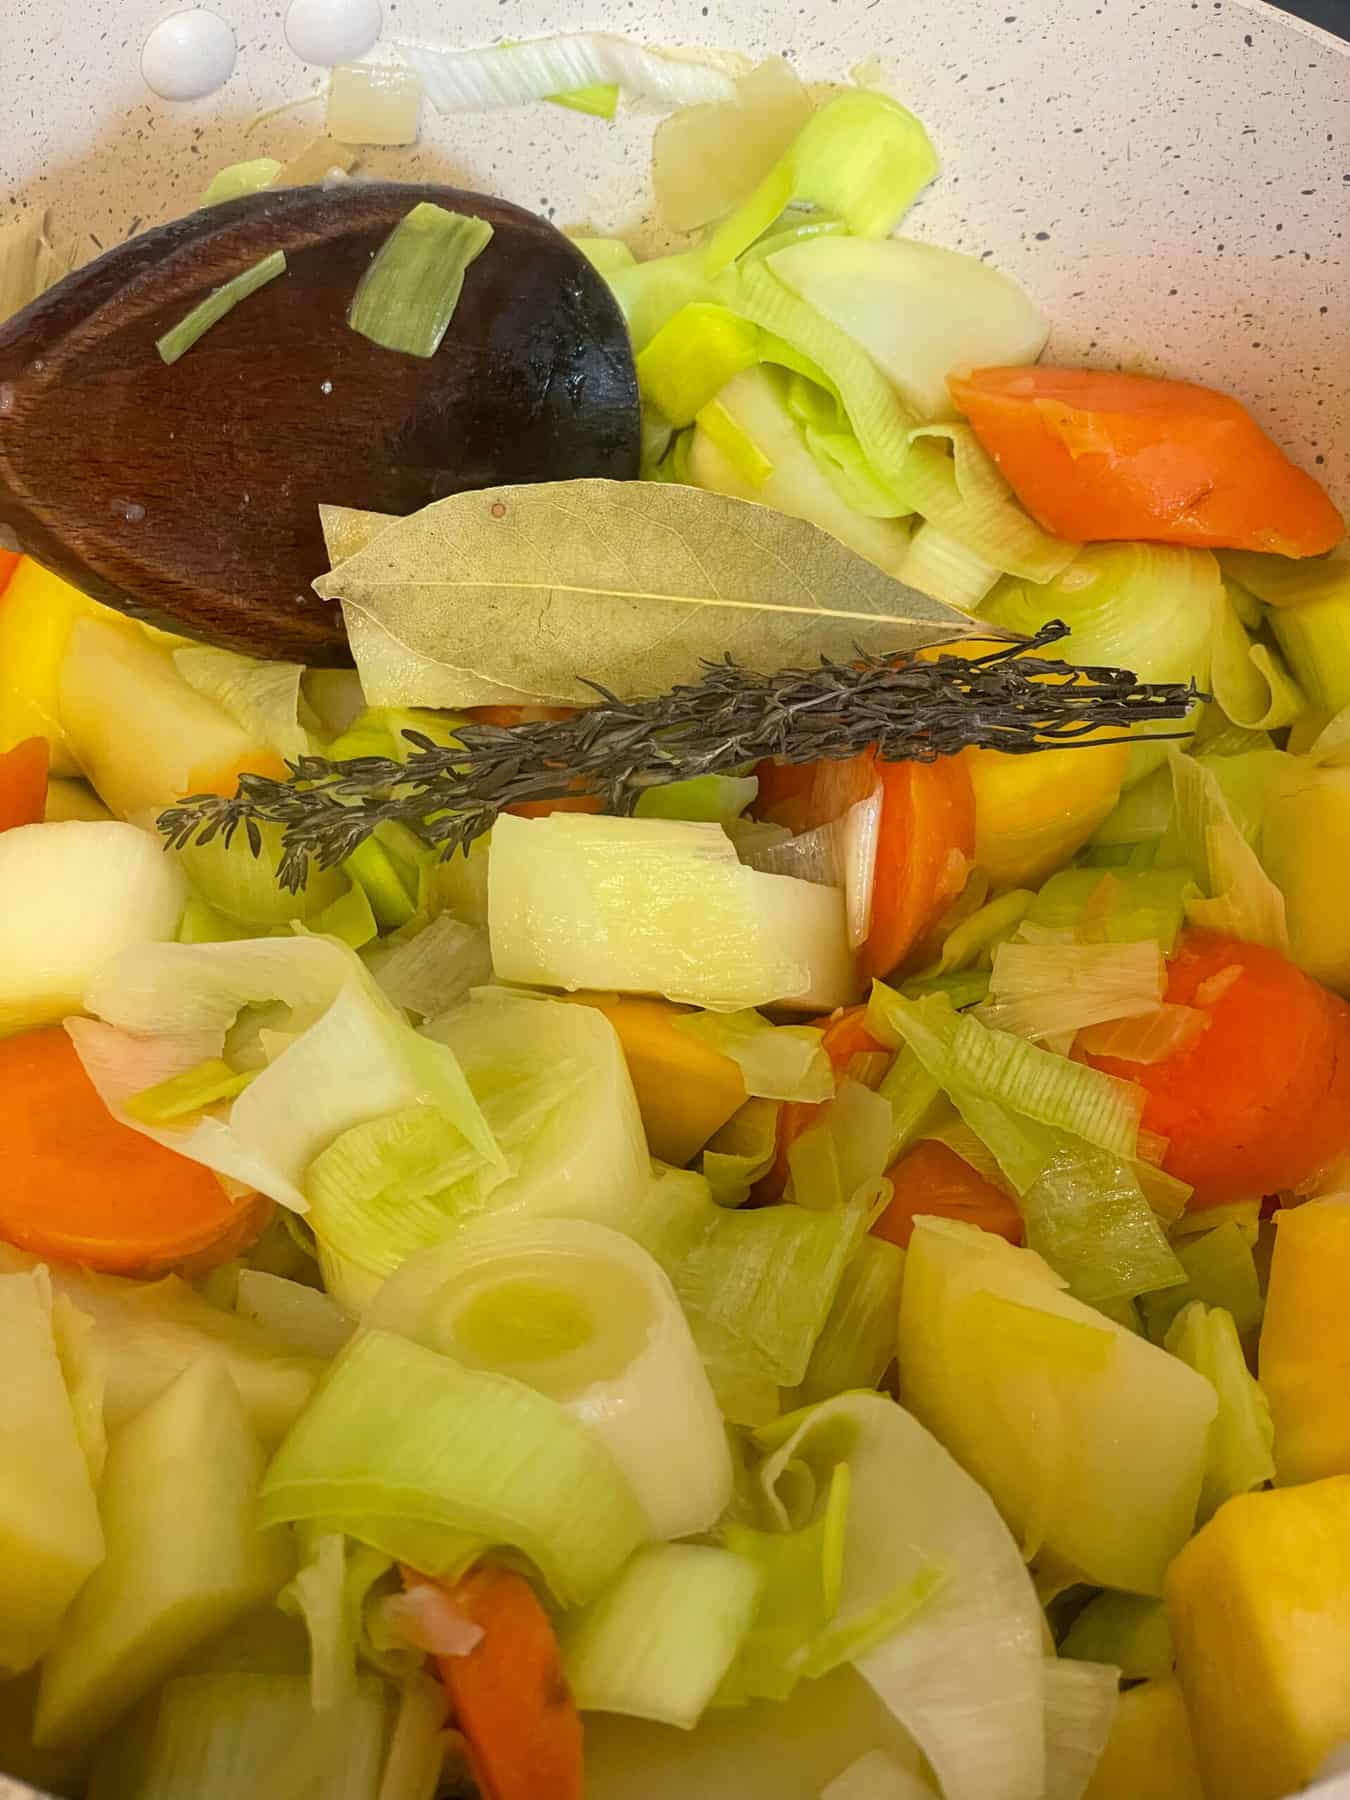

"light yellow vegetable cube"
[1166,1476,1350,1800]
[1083,1679,1204,1800]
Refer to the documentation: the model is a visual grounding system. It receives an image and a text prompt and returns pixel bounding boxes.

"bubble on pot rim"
[141,9,238,101]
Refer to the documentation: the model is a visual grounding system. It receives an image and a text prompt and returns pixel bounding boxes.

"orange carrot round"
[948,365,1344,557]
[0,1026,267,1274]
[429,1562,583,1800]
[1084,930,1350,1207]
[0,736,50,831]
[873,1138,1024,1249]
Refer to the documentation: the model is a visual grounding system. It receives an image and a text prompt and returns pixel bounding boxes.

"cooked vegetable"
[0,1027,264,1275]
[967,741,1131,889]
[1166,1477,1350,1800]
[1138,1219,1263,1344]
[34,1358,293,1751]
[0,734,48,830]
[793,1235,906,1403]
[327,61,423,144]
[0,1269,104,1677]
[979,937,1166,1043]
[1261,757,1350,992]
[1164,1302,1274,1521]
[1082,1679,1204,1800]
[0,821,185,1034]
[899,1217,1215,1593]
[1060,1593,1172,1682]
[652,58,813,233]
[401,32,737,112]
[949,366,1344,556]
[1026,866,1192,955]
[156,250,287,365]
[426,1562,582,1800]
[348,203,493,358]
[201,156,283,203]
[1260,1198,1350,1486]
[1085,930,1350,1207]
[874,1137,1023,1249]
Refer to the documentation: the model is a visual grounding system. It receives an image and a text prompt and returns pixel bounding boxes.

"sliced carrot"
[0,548,20,595]
[0,736,49,831]
[507,789,605,820]
[948,365,1344,557]
[427,1562,583,1800]
[873,1138,1024,1249]
[0,1026,268,1275]
[1084,930,1350,1208]
[464,704,580,727]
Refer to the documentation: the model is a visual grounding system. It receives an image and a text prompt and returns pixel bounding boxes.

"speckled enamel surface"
[0,0,1345,506]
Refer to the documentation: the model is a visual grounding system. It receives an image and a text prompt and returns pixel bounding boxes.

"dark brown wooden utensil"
[0,182,640,663]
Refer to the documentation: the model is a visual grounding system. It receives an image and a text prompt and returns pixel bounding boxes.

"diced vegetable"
[768,236,1048,421]
[0,735,48,831]
[365,1218,732,1542]
[488,812,857,1012]
[156,250,287,365]
[328,61,422,144]
[874,1137,1022,1250]
[0,821,185,1034]
[260,1329,647,1606]
[401,32,737,114]
[1261,758,1350,992]
[637,303,761,426]
[0,1270,104,1676]
[565,1543,761,1728]
[349,203,493,359]
[429,1562,581,1800]
[950,366,1344,556]
[1085,930,1350,1207]
[899,1218,1216,1593]
[1060,1593,1172,1682]
[1082,1679,1204,1800]
[1260,1198,1350,1486]
[1166,1477,1350,1800]
[652,57,813,233]
[967,742,1131,888]
[35,1358,293,1750]
[0,1027,265,1274]
[1165,1302,1274,1521]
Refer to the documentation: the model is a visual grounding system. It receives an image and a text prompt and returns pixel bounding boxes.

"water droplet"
[110,498,147,523]
[141,9,237,101]
[0,383,16,415]
[320,379,334,395]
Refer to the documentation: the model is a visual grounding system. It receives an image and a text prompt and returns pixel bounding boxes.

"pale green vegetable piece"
[157,251,287,365]
[260,1329,646,1606]
[894,425,1077,584]
[234,1270,353,1360]
[898,1218,1216,1595]
[172,644,310,762]
[1165,1302,1275,1522]
[201,157,283,204]
[1059,1592,1172,1681]
[375,1672,449,1800]
[0,1270,105,1677]
[348,203,493,358]
[652,57,813,233]
[124,1056,255,1125]
[1041,1657,1120,1800]
[769,236,1048,422]
[487,812,857,1012]
[794,1237,906,1406]
[50,1292,108,1486]
[702,1097,782,1208]
[634,773,759,826]
[979,939,1166,1044]
[1208,583,1306,731]
[1139,1221,1263,1345]
[1168,747,1289,951]
[1026,867,1192,954]
[674,1008,833,1102]
[897,521,1001,609]
[566,1544,762,1728]
[364,1218,733,1542]
[35,1358,293,1751]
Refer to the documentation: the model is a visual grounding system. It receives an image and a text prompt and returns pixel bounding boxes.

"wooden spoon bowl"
[0,183,640,663]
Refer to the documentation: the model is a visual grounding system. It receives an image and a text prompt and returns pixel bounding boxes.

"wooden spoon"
[0,183,640,663]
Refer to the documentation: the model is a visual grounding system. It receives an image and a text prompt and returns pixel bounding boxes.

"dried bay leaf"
[315,478,981,709]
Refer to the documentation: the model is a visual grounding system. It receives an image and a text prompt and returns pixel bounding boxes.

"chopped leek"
[1059,1592,1172,1681]
[364,1218,733,1542]
[756,1391,1046,1800]
[898,1217,1216,1595]
[1209,583,1305,731]
[1042,1658,1119,1800]
[702,1098,782,1208]
[365,913,492,1017]
[399,33,738,115]
[328,62,423,145]
[898,521,1000,608]
[234,1271,353,1360]
[674,1009,833,1102]
[787,1079,893,1212]
[636,303,761,426]
[570,236,636,276]
[174,643,310,764]
[124,1056,255,1125]
[566,1544,762,1728]
[1139,1220,1263,1344]
[921,885,1035,976]
[50,1294,107,1487]
[606,248,717,353]
[1016,1139,1184,1310]
[874,1043,943,1164]
[549,79,620,118]
[348,203,493,359]
[979,939,1166,1043]
[1165,1302,1275,1521]
[202,158,283,204]
[651,59,813,233]
[634,773,759,826]
[673,1195,870,1388]
[1267,582,1350,712]
[156,251,287,365]
[1168,747,1289,951]
[1026,867,1192,954]
[260,1329,647,1604]
[695,396,777,487]
[344,834,417,930]
[309,878,380,951]
[376,1672,451,1800]
[793,1237,905,1406]
[894,426,1076,582]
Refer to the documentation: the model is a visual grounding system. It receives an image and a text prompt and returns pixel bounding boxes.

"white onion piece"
[744,787,881,950]
[397,33,739,114]
[380,1582,485,1657]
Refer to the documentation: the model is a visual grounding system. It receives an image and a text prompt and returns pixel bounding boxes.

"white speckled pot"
[0,0,1345,510]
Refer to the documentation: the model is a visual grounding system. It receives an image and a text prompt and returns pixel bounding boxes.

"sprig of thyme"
[159,623,1202,892]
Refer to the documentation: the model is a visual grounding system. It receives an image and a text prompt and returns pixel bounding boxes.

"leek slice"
[309,879,380,951]
[755,1391,1046,1800]
[1165,1302,1275,1522]
[376,1672,450,1800]
[348,203,493,359]
[344,835,417,930]
[702,1098,782,1208]
[173,644,310,762]
[178,824,348,931]
[73,935,498,1213]
[1059,1592,1172,1681]
[124,1056,255,1125]
[606,248,717,352]
[278,1528,392,1715]
[1026,867,1191,954]
[1168,747,1289,951]
[1209,583,1305,731]
[895,427,1076,583]
[652,58,814,234]
[156,251,287,365]
[898,522,1000,609]
[1139,1220,1262,1344]
[365,913,491,1017]
[978,940,1166,1044]
[398,33,739,113]
[260,1329,646,1605]
[566,1544,762,1728]
[235,1271,353,1360]
[364,1218,733,1541]
[202,158,284,204]
[794,1238,905,1406]
[787,1079,894,1212]
[636,303,761,426]
[1042,1658,1119,1800]
[634,772,759,825]
[674,1009,833,1102]
[874,1043,943,1164]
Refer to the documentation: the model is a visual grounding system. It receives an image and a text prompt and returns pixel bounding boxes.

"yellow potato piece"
[1166,1477,1350,1800]
[563,993,747,1166]
[1084,1679,1204,1800]
[1259,1199,1350,1486]
[0,559,134,777]
[965,740,1129,891]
